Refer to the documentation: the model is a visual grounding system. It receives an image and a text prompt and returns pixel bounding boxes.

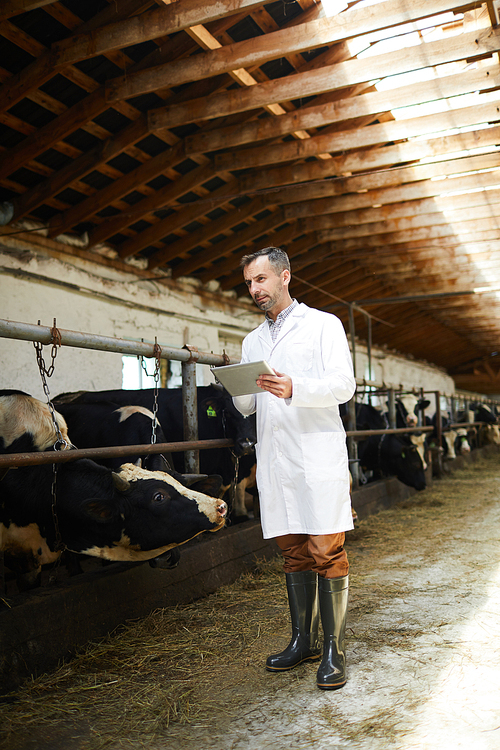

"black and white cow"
[1,461,226,589]
[393,395,431,471]
[428,413,470,462]
[54,386,257,519]
[469,403,500,446]
[0,389,72,454]
[0,392,227,589]
[54,400,171,472]
[355,403,426,491]
[394,395,430,429]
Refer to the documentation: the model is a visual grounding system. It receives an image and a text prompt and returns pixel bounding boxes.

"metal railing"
[0,318,240,473]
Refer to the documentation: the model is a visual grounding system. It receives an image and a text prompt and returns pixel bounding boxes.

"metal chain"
[151,340,162,445]
[33,320,67,558]
[137,339,162,444]
[33,320,67,450]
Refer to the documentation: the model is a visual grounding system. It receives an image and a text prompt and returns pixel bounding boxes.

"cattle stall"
[1,318,499,692]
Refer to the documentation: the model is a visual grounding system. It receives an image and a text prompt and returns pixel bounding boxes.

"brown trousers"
[275,533,348,579]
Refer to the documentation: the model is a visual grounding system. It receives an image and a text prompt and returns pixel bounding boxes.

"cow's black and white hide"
[355,403,426,491]
[54,386,257,519]
[0,392,226,590]
[54,400,171,472]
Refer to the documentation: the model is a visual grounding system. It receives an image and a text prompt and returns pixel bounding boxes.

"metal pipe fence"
[1,319,498,478]
[0,317,240,473]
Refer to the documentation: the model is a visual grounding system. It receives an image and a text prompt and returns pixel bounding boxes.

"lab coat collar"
[257,302,309,346]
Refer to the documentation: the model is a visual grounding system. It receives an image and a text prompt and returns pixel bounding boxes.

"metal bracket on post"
[182,344,199,474]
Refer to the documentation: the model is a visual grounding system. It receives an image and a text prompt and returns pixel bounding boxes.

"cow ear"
[191,474,223,497]
[82,499,118,523]
[112,472,130,492]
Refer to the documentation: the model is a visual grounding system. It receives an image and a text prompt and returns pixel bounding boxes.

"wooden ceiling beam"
[9,14,348,229]
[184,66,498,155]
[0,11,261,184]
[299,187,500,233]
[311,203,500,242]
[277,150,500,208]
[48,142,187,238]
[203,226,312,287]
[125,150,500,268]
[0,0,266,114]
[281,165,500,219]
[10,115,149,221]
[316,220,500,250]
[105,0,475,103]
[87,162,218,247]
[0,0,152,114]
[10,77,225,221]
[8,11,251,221]
[142,195,270,267]
[237,123,500,198]
[0,0,59,20]
[148,26,499,130]
[215,94,500,172]
[50,0,268,67]
[171,209,287,279]
[114,179,240,261]
[323,237,500,261]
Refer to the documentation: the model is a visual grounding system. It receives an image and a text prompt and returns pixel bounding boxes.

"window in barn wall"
[122,356,206,389]
[168,360,206,388]
[122,355,156,390]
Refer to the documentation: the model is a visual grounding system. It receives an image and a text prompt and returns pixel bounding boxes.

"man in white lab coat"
[233,247,356,690]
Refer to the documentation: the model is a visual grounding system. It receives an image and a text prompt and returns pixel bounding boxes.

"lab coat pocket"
[301,432,348,485]
[286,340,314,372]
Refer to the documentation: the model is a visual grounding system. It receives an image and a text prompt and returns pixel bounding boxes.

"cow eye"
[152,490,168,504]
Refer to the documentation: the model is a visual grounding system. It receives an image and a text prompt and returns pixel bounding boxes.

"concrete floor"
[164,452,500,750]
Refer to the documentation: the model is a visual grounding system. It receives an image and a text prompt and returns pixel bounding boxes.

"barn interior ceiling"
[1,0,500,393]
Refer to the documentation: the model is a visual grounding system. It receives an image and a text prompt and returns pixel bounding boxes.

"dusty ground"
[1,452,500,750]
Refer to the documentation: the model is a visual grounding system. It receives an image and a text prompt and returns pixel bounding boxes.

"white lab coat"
[233,303,356,539]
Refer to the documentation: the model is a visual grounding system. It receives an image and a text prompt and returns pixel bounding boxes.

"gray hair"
[240,246,291,275]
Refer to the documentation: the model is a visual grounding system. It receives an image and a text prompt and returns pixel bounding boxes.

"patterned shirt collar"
[266,299,298,343]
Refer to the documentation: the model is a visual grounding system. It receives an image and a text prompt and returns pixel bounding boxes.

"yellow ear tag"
[207,406,217,418]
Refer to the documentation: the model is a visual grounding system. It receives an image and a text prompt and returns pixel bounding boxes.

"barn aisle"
[1,452,500,750]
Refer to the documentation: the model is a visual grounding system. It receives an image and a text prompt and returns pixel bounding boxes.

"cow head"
[454,428,471,454]
[0,391,72,452]
[203,386,256,456]
[72,462,227,561]
[383,435,426,491]
[1,459,227,587]
[395,396,430,429]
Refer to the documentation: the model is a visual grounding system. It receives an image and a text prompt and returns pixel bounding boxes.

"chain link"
[33,320,67,450]
[33,320,67,558]
[151,340,162,445]
[138,340,162,445]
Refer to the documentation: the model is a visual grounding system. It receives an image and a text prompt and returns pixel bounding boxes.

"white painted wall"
[0,243,257,400]
[0,240,460,403]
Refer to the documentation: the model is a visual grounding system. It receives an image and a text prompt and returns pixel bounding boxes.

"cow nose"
[236,438,256,455]
[217,501,228,518]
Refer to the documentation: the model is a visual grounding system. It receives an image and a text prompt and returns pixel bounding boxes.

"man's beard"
[254,295,275,311]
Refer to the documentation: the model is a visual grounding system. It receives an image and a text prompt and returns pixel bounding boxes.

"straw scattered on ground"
[1,452,499,750]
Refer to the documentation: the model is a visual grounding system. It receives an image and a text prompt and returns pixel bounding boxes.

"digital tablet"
[211,360,275,396]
